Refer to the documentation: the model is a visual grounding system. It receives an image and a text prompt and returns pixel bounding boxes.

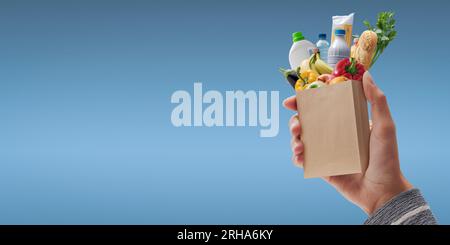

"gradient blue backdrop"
[1,0,449,224]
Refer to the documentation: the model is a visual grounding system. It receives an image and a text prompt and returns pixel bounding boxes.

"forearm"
[364,188,437,225]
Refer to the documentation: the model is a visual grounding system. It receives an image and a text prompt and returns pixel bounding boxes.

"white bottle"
[327,29,350,69]
[289,32,316,70]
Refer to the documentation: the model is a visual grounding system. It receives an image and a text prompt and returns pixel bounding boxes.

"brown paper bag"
[296,80,370,178]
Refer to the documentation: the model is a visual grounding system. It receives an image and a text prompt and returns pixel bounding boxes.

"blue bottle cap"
[335,29,346,36]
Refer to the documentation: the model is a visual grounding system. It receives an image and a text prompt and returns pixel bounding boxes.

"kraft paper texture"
[296,80,370,178]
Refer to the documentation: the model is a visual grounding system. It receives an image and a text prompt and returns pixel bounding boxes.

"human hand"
[283,72,413,215]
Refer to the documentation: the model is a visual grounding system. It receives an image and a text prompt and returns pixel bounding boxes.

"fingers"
[362,71,396,138]
[289,114,303,168]
[362,71,393,123]
[282,95,297,111]
[292,153,304,168]
[289,114,301,137]
[291,136,304,155]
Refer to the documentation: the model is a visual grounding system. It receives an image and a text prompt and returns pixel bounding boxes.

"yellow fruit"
[309,52,333,75]
[314,59,333,74]
[308,72,318,83]
[295,80,303,91]
[300,70,319,84]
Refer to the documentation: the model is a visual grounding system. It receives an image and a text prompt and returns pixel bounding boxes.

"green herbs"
[363,11,397,67]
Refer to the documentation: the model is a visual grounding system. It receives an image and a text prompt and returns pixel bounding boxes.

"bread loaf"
[355,30,377,70]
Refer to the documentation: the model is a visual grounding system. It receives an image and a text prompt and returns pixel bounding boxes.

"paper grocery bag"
[296,80,370,178]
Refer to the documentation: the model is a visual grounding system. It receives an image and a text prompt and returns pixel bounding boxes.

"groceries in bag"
[288,32,316,70]
[279,68,299,89]
[316,33,330,63]
[331,13,354,47]
[350,37,359,58]
[362,11,397,69]
[327,29,350,69]
[299,48,333,75]
[353,30,378,70]
[333,58,365,81]
[280,11,397,91]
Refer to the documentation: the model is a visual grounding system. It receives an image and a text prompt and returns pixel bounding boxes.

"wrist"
[367,176,413,215]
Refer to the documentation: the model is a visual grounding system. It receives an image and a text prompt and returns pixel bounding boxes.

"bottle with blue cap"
[327,29,350,68]
[316,33,330,63]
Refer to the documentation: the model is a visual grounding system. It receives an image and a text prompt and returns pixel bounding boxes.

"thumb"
[362,71,393,124]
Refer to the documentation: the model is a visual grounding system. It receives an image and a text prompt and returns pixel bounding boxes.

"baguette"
[355,30,377,70]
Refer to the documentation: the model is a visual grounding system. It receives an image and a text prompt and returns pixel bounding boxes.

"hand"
[283,72,413,215]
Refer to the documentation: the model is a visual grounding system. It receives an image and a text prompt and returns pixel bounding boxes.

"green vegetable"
[363,11,397,67]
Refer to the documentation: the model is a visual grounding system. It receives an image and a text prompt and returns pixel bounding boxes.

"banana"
[314,58,333,74]
[299,53,333,75]
[307,54,320,74]
[309,53,333,75]
[310,63,320,75]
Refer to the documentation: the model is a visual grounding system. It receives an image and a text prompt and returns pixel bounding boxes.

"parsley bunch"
[363,11,397,68]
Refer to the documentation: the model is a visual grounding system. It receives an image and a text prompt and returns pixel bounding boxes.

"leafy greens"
[363,11,397,68]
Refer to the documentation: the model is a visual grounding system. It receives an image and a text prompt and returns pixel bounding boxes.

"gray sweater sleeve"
[364,188,437,225]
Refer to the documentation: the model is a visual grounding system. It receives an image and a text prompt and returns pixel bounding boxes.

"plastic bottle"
[289,32,316,70]
[316,33,330,63]
[327,29,350,69]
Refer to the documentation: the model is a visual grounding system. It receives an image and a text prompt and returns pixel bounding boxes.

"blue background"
[1,0,449,224]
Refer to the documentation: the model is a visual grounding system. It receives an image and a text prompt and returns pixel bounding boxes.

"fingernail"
[282,97,292,105]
